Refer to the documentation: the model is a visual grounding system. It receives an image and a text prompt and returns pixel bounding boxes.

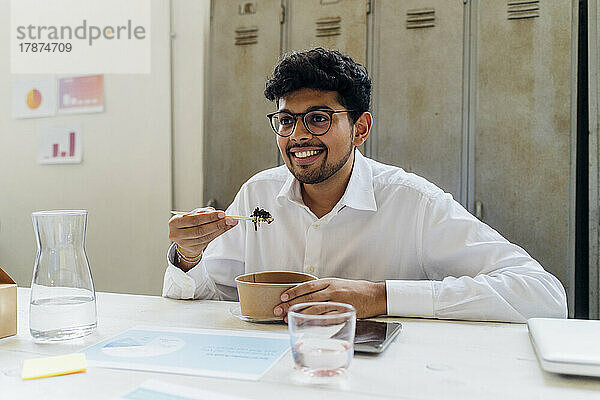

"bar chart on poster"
[37,124,82,164]
[58,75,104,115]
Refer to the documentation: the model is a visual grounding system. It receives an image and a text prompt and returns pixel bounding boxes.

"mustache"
[285,141,327,153]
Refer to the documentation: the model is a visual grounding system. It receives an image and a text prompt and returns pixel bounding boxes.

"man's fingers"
[274,290,329,316]
[296,303,346,315]
[182,210,224,228]
[280,279,330,302]
[190,207,215,213]
[282,304,347,324]
[199,225,234,245]
[176,221,237,257]
[177,220,236,244]
[179,218,231,240]
[170,210,225,229]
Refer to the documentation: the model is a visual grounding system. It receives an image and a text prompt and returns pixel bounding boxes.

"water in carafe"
[30,210,97,341]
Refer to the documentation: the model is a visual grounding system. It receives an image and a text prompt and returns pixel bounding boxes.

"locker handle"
[475,201,483,220]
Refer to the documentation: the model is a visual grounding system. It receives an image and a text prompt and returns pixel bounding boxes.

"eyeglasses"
[266,109,355,137]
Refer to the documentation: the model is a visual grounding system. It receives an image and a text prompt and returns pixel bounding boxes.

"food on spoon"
[251,207,274,231]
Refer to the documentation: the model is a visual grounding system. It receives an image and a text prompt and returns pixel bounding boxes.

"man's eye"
[280,118,293,125]
[310,114,329,123]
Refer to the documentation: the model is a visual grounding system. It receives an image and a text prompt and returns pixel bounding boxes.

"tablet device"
[528,318,600,377]
[354,320,402,354]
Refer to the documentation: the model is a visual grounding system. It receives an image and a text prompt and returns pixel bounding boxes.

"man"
[164,48,567,322]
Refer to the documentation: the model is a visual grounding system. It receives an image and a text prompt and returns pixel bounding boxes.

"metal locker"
[284,0,368,64]
[204,0,282,209]
[471,0,576,313]
[370,0,466,202]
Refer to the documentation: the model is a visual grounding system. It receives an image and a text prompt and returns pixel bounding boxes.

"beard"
[285,141,354,185]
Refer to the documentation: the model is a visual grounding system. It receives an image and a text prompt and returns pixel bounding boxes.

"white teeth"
[295,150,320,158]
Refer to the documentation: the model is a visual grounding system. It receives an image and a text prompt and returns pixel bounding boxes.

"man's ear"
[352,112,372,146]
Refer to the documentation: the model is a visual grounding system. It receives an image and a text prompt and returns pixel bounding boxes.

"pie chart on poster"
[101,335,185,358]
[26,89,42,109]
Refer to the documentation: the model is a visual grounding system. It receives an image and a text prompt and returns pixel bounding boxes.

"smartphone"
[354,320,402,354]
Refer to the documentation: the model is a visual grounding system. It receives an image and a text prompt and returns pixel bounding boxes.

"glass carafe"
[30,210,97,341]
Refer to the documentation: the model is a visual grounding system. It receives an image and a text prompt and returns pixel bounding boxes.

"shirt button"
[307,266,315,273]
[313,223,320,229]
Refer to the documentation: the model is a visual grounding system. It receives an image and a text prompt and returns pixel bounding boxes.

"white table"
[1,288,599,399]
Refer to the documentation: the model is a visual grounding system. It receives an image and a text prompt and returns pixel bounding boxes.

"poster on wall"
[37,123,83,165]
[58,75,104,114]
[12,76,57,119]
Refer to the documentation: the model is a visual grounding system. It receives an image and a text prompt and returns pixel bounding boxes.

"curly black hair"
[264,48,372,124]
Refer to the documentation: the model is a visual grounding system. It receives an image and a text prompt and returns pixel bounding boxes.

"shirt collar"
[276,149,377,212]
[277,170,303,206]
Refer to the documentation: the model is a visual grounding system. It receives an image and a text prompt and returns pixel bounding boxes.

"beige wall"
[172,0,210,210]
[0,0,187,295]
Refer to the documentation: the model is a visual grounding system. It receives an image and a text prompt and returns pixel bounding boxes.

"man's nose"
[290,117,312,142]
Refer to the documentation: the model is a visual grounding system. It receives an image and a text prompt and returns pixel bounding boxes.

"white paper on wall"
[37,123,83,164]
[12,76,57,119]
[58,75,105,115]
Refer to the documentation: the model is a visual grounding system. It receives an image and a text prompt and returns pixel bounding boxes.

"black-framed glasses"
[266,109,355,137]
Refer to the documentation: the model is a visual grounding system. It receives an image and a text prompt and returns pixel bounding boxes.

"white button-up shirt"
[163,150,567,322]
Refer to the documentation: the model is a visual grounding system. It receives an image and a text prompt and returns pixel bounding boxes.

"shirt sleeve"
[386,192,567,323]
[162,193,248,301]
[162,243,233,300]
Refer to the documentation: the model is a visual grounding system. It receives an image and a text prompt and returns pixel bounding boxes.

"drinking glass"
[30,210,97,341]
[288,302,356,377]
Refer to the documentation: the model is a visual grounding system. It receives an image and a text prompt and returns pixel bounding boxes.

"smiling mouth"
[288,148,326,166]
[294,149,322,158]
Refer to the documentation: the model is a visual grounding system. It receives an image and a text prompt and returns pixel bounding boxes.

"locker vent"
[507,1,540,20]
[315,17,342,37]
[406,8,436,29]
[234,27,258,46]
[238,2,256,15]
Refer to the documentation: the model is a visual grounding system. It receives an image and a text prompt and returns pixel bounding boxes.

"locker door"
[284,0,367,64]
[372,0,465,201]
[473,0,575,309]
[204,0,282,209]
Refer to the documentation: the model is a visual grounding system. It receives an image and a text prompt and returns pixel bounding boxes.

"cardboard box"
[0,266,17,339]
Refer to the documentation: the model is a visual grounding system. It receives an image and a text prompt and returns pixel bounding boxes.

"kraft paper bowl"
[235,271,318,320]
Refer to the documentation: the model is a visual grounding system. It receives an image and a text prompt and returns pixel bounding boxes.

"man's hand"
[273,278,387,321]
[168,208,238,271]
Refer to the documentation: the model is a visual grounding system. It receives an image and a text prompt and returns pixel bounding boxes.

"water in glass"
[288,302,356,377]
[30,210,97,341]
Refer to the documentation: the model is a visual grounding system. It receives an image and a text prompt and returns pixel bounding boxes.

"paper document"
[82,326,289,381]
[22,353,86,380]
[120,380,251,400]
[58,75,104,115]
[12,76,57,119]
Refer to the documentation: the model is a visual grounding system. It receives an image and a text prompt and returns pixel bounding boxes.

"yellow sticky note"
[22,353,86,380]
